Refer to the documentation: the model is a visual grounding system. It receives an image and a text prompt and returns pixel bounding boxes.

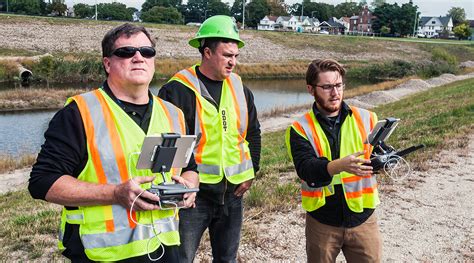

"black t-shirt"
[158,66,261,204]
[28,82,195,261]
[288,102,374,228]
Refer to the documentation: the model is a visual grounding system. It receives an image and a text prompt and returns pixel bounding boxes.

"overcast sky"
[64,0,474,19]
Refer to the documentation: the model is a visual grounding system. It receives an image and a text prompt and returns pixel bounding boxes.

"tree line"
[0,0,470,39]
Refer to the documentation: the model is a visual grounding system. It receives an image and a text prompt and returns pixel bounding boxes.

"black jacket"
[158,66,261,205]
[29,82,196,260]
[288,101,373,228]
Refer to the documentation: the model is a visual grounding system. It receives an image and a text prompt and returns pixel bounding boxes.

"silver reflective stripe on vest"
[81,92,122,185]
[66,213,84,222]
[301,180,322,193]
[176,69,203,137]
[343,180,363,193]
[80,92,132,232]
[297,112,320,158]
[356,107,372,135]
[229,73,248,136]
[160,99,183,133]
[81,217,179,249]
[198,163,220,175]
[224,158,253,177]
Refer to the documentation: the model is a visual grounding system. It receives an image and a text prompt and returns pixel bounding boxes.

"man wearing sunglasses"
[29,23,198,262]
[285,59,382,262]
[159,15,261,262]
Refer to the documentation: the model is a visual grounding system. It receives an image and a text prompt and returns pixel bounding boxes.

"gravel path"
[228,133,474,262]
[0,71,473,262]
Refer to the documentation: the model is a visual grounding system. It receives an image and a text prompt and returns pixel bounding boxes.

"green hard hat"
[189,15,245,49]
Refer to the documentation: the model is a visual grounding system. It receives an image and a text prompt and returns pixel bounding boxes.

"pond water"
[0,77,377,156]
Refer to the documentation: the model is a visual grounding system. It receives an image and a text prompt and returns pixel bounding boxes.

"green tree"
[181,0,206,23]
[447,7,466,26]
[206,0,230,17]
[97,2,133,21]
[246,0,270,28]
[46,0,67,16]
[230,0,244,23]
[453,23,471,40]
[73,3,94,18]
[268,2,287,16]
[10,0,43,15]
[372,2,418,36]
[141,6,183,24]
[291,1,334,21]
[334,2,360,18]
[141,0,181,12]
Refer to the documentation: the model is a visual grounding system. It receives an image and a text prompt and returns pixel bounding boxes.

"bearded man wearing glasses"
[28,23,199,262]
[285,59,382,263]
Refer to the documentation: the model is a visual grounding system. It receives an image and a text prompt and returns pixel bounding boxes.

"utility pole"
[301,1,304,17]
[412,11,418,37]
[242,0,245,30]
[6,0,8,13]
[95,0,98,20]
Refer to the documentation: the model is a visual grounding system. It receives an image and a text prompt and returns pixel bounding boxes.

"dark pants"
[178,193,243,263]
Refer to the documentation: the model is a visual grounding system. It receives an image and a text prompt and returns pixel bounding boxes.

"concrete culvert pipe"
[18,65,33,83]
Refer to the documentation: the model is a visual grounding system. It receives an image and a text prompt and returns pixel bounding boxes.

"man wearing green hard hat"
[159,15,261,262]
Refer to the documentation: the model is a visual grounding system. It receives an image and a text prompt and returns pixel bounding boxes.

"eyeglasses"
[112,46,156,59]
[313,83,345,92]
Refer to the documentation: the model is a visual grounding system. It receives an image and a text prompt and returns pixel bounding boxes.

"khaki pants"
[305,213,382,263]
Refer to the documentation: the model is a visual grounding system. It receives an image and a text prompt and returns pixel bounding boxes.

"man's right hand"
[113,176,162,211]
[328,151,373,176]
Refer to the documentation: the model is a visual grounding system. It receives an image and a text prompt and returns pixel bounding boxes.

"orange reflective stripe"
[351,107,370,159]
[156,98,174,132]
[292,121,306,137]
[127,209,137,229]
[370,112,375,130]
[93,91,137,228]
[305,114,324,156]
[105,219,114,232]
[93,90,129,184]
[342,175,362,183]
[174,73,198,93]
[178,110,185,133]
[345,191,362,199]
[345,187,376,199]
[301,190,323,198]
[186,67,197,77]
[74,95,107,185]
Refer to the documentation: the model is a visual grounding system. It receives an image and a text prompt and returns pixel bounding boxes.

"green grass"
[0,78,473,259]
[245,77,474,210]
[0,190,63,260]
[375,78,474,169]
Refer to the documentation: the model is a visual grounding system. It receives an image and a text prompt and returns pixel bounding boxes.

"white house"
[418,16,453,38]
[259,15,319,32]
[258,15,278,31]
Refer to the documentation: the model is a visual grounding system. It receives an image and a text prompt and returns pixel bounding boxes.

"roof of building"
[420,16,452,26]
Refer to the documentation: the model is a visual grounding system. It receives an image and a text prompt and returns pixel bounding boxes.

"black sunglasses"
[112,46,156,58]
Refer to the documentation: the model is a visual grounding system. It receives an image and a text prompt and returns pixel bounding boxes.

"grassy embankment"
[0,77,472,259]
[0,13,473,83]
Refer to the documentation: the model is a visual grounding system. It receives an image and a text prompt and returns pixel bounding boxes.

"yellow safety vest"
[285,106,379,213]
[168,65,254,184]
[58,89,185,261]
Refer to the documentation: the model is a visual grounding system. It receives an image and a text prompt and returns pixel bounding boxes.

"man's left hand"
[234,179,253,197]
[172,173,198,208]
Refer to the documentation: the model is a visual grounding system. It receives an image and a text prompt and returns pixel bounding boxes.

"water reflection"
[0,77,378,156]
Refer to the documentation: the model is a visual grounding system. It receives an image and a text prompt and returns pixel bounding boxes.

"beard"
[314,92,341,115]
